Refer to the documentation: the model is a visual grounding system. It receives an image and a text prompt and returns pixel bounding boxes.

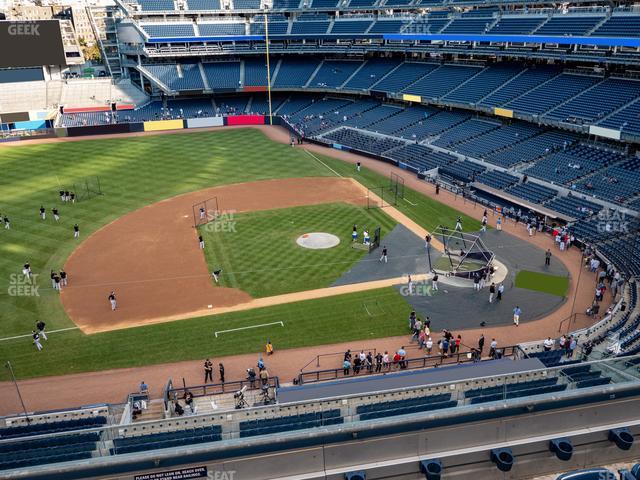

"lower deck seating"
[0,416,107,439]
[113,426,222,454]
[240,410,343,437]
[439,160,486,182]
[506,182,558,204]
[466,378,566,404]
[357,394,456,420]
[0,432,100,471]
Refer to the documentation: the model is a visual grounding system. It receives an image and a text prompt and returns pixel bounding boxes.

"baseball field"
[0,128,480,380]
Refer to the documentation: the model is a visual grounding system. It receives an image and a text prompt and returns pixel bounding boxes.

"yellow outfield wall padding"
[143,119,184,132]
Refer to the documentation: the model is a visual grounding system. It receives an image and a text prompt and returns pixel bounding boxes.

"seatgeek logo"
[7,22,40,36]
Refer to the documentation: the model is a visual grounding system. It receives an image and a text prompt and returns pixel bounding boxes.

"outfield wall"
[59,115,269,138]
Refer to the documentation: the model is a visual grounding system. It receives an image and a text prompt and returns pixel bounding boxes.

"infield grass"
[199,202,397,297]
[0,127,481,379]
[515,270,569,297]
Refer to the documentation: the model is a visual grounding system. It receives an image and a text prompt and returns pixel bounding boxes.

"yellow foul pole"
[264,13,273,125]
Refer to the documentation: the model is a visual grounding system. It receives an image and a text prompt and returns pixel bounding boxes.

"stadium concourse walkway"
[0,125,605,417]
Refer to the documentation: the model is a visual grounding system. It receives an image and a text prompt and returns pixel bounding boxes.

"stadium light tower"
[264,13,273,125]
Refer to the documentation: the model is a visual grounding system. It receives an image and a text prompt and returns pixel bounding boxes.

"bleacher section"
[113,426,222,453]
[507,181,559,204]
[475,170,519,190]
[343,59,400,91]
[357,393,456,420]
[324,127,405,155]
[202,62,241,89]
[506,74,601,116]
[308,60,363,88]
[524,144,618,185]
[240,410,343,437]
[403,64,483,99]
[273,59,321,88]
[144,64,204,91]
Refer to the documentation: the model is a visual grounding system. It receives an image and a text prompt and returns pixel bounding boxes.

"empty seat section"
[273,59,321,87]
[344,59,401,90]
[202,62,241,89]
[404,65,483,99]
[308,61,363,88]
[505,74,600,116]
[372,62,437,93]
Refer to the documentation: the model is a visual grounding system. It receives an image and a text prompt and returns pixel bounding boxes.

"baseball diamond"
[1,7,640,478]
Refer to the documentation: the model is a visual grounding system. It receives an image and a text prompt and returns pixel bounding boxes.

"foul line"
[303,149,343,178]
[0,327,80,342]
[214,321,284,338]
[403,197,418,206]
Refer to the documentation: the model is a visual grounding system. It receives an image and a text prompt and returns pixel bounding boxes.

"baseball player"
[211,269,222,283]
[70,192,76,203]
[356,162,361,172]
[4,216,10,229]
[199,207,206,220]
[59,190,65,202]
[199,235,205,249]
[39,206,46,220]
[52,208,60,222]
[53,274,61,292]
[32,331,43,351]
[351,225,358,242]
[36,320,47,341]
[73,224,80,238]
[481,217,487,232]
[50,270,57,289]
[363,230,370,245]
[22,262,32,280]
[60,269,67,286]
[64,190,70,202]
[455,217,462,231]
[432,273,439,291]
[496,217,502,231]
[108,291,117,311]
[379,246,388,263]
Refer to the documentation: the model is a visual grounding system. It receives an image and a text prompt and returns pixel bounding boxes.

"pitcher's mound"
[296,232,340,249]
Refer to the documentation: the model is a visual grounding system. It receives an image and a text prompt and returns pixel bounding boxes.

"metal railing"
[300,347,379,371]
[297,345,523,384]
[166,377,280,402]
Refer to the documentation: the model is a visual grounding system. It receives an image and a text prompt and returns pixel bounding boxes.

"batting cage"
[366,186,397,209]
[192,196,219,228]
[389,172,405,200]
[64,176,103,202]
[430,226,495,279]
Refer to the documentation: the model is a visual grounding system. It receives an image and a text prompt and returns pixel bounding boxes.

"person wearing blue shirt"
[513,306,522,326]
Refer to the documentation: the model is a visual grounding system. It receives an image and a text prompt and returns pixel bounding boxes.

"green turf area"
[0,128,482,379]
[515,270,569,297]
[0,287,410,380]
[200,202,396,297]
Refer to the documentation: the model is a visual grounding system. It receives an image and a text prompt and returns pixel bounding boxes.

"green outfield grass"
[0,128,482,380]
[200,202,397,297]
[0,287,409,380]
[515,270,569,297]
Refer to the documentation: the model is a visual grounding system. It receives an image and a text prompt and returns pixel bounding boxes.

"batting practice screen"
[0,21,66,68]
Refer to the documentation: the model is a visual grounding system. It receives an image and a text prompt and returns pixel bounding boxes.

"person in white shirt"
[543,337,554,351]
